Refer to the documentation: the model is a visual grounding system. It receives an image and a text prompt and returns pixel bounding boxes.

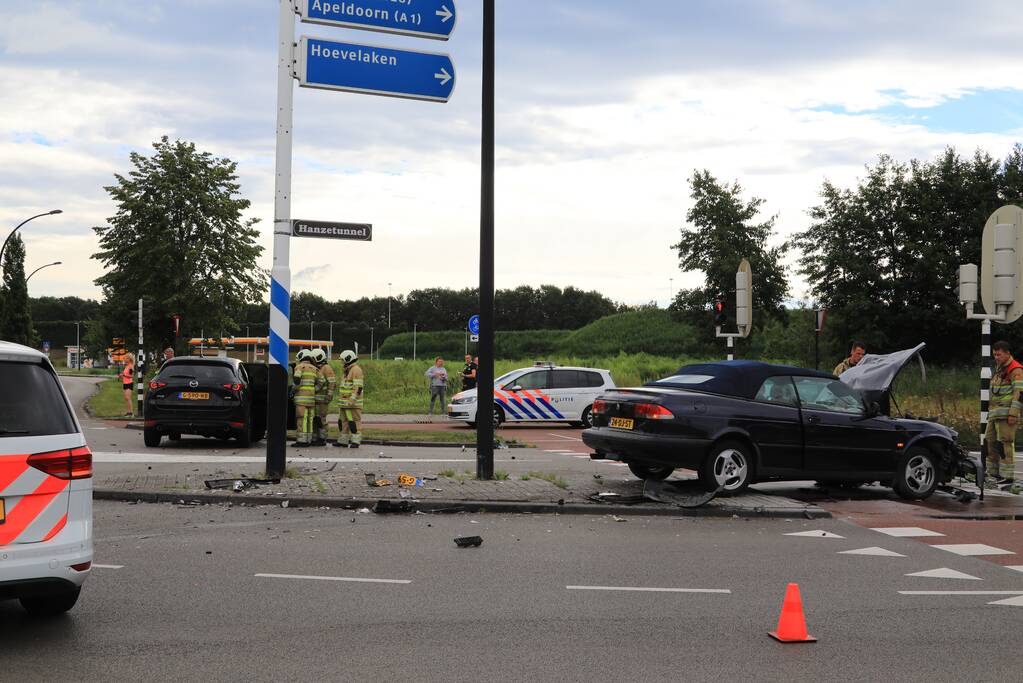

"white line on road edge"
[547,433,583,441]
[567,585,731,594]
[93,452,486,465]
[898,591,1023,595]
[92,564,124,569]
[256,573,412,584]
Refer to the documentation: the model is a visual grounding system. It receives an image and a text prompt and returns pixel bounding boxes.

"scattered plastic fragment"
[281,500,289,508]
[454,536,483,548]
[612,515,627,522]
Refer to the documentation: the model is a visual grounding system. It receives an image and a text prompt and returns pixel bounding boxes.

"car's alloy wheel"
[894,447,938,500]
[700,441,753,494]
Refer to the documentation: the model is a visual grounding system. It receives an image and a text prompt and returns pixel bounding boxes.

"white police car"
[0,340,92,616]
[448,362,615,428]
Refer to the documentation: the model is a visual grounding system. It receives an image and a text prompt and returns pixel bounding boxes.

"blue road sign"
[299,0,457,41]
[468,315,480,335]
[297,36,455,103]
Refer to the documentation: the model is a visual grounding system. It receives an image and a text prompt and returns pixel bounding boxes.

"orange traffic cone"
[768,583,817,643]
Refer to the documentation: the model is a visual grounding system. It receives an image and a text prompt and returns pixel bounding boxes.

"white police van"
[447,362,615,428]
[0,340,92,616]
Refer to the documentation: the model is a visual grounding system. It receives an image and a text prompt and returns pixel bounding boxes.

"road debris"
[454,536,483,548]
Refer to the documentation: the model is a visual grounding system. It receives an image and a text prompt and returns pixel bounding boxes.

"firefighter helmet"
[310,348,327,365]
[295,349,310,363]
[340,349,358,365]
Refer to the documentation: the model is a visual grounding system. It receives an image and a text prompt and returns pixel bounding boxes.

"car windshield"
[0,361,77,437]
[495,370,521,386]
[160,363,236,383]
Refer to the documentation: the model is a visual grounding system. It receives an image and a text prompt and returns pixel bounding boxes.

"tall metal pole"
[476,0,495,480]
[266,0,295,480]
[136,298,144,417]
[75,321,80,370]
[413,323,417,361]
[387,282,392,328]
[980,319,991,446]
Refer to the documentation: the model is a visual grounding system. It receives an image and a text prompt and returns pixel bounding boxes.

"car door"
[792,376,899,475]
[242,363,268,440]
[500,370,552,421]
[748,376,803,473]
[546,370,581,420]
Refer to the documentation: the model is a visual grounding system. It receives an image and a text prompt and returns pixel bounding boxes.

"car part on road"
[203,477,280,491]
[454,536,483,548]
[643,478,721,508]
[700,440,754,494]
[627,462,674,481]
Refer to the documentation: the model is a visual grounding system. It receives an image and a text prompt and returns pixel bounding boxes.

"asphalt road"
[3,501,1022,681]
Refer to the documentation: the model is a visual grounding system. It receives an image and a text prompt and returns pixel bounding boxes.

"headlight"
[452,396,476,405]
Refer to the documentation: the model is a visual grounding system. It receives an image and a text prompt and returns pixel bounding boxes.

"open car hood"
[838,342,926,393]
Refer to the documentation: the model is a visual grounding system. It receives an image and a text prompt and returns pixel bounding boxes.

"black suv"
[143,357,267,447]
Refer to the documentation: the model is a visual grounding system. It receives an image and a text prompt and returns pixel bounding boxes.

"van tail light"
[28,446,93,480]
[592,399,607,415]
[634,403,675,420]
[222,383,243,392]
[149,381,167,390]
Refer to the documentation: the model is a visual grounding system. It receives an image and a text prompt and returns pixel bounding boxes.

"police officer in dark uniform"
[461,354,478,391]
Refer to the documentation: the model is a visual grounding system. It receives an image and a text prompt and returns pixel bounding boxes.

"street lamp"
[26,261,62,283]
[387,282,392,328]
[1,210,62,266]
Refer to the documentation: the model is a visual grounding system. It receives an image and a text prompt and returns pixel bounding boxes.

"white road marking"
[543,449,579,454]
[930,544,1015,557]
[838,547,905,557]
[547,433,583,442]
[255,573,412,584]
[784,530,844,538]
[566,585,731,594]
[92,563,124,569]
[1004,565,1023,573]
[87,427,109,431]
[871,527,945,537]
[905,568,981,580]
[899,590,1023,595]
[989,595,1023,606]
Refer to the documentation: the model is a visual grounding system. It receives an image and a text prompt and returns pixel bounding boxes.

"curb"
[92,488,830,519]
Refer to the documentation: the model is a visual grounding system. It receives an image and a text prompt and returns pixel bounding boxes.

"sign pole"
[980,319,991,446]
[266,0,296,480]
[137,298,144,418]
[476,0,495,480]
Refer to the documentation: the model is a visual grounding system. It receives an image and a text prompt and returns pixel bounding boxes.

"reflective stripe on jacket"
[339,363,365,408]
[293,361,321,406]
[990,358,1023,420]
[316,363,336,403]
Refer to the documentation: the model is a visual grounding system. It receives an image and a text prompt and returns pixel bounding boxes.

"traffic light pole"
[715,327,741,361]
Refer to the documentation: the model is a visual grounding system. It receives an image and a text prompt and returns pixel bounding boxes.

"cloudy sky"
[2,0,1022,309]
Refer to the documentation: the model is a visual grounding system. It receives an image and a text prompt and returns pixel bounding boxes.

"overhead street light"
[25,261,62,283]
[0,209,62,266]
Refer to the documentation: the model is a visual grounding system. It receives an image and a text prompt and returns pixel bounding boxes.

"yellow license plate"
[0,498,5,524]
[179,392,210,400]
[609,417,634,430]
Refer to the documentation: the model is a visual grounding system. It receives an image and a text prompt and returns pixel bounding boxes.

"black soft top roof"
[645,360,835,399]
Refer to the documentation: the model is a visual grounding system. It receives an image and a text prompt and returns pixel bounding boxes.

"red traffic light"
[714,301,724,313]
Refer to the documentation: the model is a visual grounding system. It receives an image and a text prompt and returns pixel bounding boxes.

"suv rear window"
[159,362,236,384]
[0,362,77,437]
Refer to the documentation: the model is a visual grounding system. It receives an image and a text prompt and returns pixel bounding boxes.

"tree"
[672,170,790,322]
[92,137,265,351]
[0,234,35,345]
[793,148,1021,363]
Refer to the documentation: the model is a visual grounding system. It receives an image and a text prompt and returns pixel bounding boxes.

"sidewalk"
[93,460,830,519]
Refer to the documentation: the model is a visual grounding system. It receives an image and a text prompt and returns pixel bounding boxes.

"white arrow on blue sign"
[299,0,457,41]
[297,36,455,103]
[468,315,480,335]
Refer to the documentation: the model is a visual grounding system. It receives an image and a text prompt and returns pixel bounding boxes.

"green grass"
[87,378,134,417]
[494,470,509,480]
[527,471,569,489]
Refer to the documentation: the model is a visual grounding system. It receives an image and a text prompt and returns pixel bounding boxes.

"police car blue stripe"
[511,396,541,419]
[522,398,551,419]
[496,398,524,420]
[536,398,564,419]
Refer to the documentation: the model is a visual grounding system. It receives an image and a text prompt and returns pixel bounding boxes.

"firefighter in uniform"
[292,349,321,447]
[310,348,335,447]
[332,349,364,448]
[985,341,1023,486]
[833,341,867,377]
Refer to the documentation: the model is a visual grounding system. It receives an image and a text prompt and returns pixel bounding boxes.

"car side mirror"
[510,385,523,391]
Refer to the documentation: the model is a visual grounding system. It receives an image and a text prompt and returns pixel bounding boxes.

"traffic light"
[714,299,727,327]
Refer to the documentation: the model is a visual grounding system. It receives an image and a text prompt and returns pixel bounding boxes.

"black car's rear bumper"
[582,427,710,469]
[144,409,247,436]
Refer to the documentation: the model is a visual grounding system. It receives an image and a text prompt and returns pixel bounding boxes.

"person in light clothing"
[425,357,448,418]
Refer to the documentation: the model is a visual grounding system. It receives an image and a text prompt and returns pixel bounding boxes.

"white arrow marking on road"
[436,5,453,22]
[899,590,1023,595]
[434,68,452,86]
[838,547,905,557]
[92,564,124,569]
[989,595,1023,606]
[905,568,982,580]
[256,573,411,584]
[1005,565,1023,573]
[930,543,1015,556]
[784,530,844,538]
[871,526,945,537]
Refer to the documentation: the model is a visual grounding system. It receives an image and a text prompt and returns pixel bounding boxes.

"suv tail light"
[149,381,167,390]
[634,403,674,420]
[592,399,606,415]
[27,446,93,480]
[222,383,243,392]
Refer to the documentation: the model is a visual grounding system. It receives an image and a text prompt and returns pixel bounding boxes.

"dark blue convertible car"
[581,350,976,500]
